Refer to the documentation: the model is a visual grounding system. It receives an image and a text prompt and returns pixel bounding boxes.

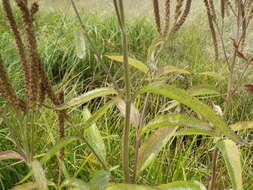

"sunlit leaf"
[217,140,243,190]
[106,184,159,190]
[137,127,177,174]
[12,182,36,190]
[60,178,90,190]
[83,109,107,163]
[139,82,244,144]
[116,98,140,127]
[31,160,48,190]
[159,181,207,190]
[174,128,214,136]
[230,121,253,131]
[0,150,26,162]
[75,30,86,59]
[157,65,191,75]
[199,72,225,81]
[89,170,110,190]
[142,114,212,134]
[187,85,220,97]
[56,88,118,110]
[105,55,149,73]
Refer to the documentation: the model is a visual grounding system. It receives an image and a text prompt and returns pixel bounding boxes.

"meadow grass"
[0,3,252,190]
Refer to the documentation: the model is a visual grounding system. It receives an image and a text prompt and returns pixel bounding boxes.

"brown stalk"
[162,0,171,37]
[221,0,226,19]
[170,0,192,35]
[152,0,162,35]
[208,148,218,190]
[58,91,65,161]
[2,0,30,98]
[175,0,184,22]
[30,1,39,19]
[204,0,219,60]
[208,0,217,19]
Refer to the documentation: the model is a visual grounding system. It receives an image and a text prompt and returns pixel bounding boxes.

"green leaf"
[42,137,78,164]
[89,170,110,190]
[106,184,159,190]
[60,178,90,190]
[174,128,214,136]
[198,72,225,81]
[142,114,212,134]
[56,88,118,110]
[230,121,253,131]
[187,85,220,97]
[31,160,48,190]
[157,65,191,75]
[105,55,149,74]
[0,150,26,162]
[139,82,244,144]
[217,140,243,190]
[158,181,207,190]
[12,182,36,190]
[83,109,107,163]
[82,98,119,130]
[137,127,177,174]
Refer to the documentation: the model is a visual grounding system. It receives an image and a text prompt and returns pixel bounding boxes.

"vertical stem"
[113,0,131,183]
[208,148,218,190]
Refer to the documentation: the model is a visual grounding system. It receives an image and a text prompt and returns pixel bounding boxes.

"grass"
[0,2,252,190]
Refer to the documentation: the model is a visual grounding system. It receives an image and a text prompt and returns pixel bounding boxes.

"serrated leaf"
[157,65,191,75]
[159,181,207,190]
[56,88,118,110]
[106,184,159,190]
[105,55,149,73]
[187,85,220,97]
[31,160,48,190]
[0,150,26,162]
[116,98,140,127]
[199,72,225,81]
[217,140,243,190]
[139,82,244,144]
[83,108,107,163]
[142,114,212,134]
[230,121,253,131]
[75,31,86,59]
[60,178,90,190]
[12,182,36,190]
[137,127,177,174]
[89,170,110,190]
[174,128,214,136]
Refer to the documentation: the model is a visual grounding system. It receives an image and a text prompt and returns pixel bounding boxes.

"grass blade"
[158,181,207,190]
[31,160,48,190]
[56,88,118,110]
[106,184,159,190]
[0,150,26,162]
[187,85,220,97]
[217,140,243,190]
[60,178,90,190]
[105,55,149,74]
[157,65,191,75]
[230,121,253,131]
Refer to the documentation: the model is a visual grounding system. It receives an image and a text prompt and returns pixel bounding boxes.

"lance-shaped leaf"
[106,184,159,190]
[137,127,177,174]
[31,160,48,190]
[83,108,107,163]
[230,121,253,131]
[75,30,86,59]
[56,88,118,110]
[0,150,26,162]
[139,82,244,144]
[12,183,36,190]
[157,65,191,76]
[105,55,149,74]
[217,140,243,190]
[187,85,220,97]
[116,98,140,127]
[89,170,110,190]
[199,72,225,81]
[174,128,214,136]
[60,178,90,190]
[158,181,207,190]
[142,114,212,134]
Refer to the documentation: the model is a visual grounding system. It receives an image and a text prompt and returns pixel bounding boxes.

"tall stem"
[113,0,131,183]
